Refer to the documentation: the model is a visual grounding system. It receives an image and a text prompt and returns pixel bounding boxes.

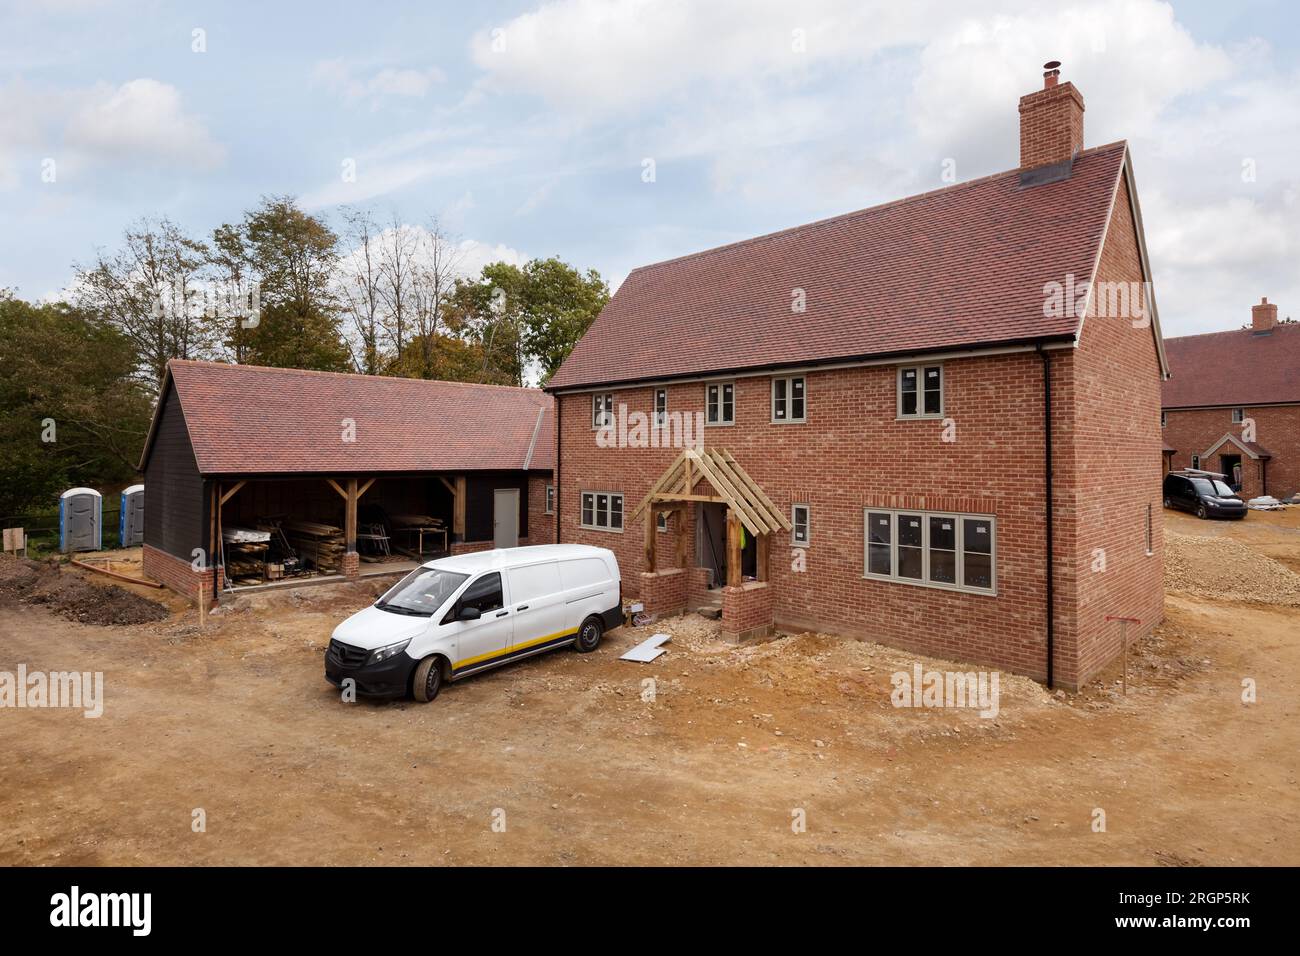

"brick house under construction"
[545,66,1169,689]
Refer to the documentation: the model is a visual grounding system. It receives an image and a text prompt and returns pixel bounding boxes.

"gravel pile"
[1164,531,1300,606]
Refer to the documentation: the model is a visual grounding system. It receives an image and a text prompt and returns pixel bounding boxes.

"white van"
[325,544,621,702]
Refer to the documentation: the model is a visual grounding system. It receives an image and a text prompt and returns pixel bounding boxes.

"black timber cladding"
[142,383,206,560]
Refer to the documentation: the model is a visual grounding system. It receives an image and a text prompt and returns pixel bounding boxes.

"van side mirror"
[458,605,481,622]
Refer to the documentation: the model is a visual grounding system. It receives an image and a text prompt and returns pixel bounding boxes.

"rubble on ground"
[0,553,169,626]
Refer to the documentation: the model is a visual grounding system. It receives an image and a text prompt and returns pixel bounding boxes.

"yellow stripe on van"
[453,626,579,671]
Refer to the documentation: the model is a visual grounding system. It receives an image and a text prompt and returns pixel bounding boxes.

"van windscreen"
[377,568,469,616]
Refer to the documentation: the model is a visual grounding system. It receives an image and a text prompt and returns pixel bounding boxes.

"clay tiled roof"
[1162,322,1300,408]
[549,142,1131,390]
[143,360,554,476]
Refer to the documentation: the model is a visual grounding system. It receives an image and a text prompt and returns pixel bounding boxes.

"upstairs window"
[706,382,735,425]
[654,388,668,427]
[1231,407,1245,424]
[545,484,554,514]
[1161,411,1167,428]
[898,365,943,418]
[772,376,806,423]
[592,393,614,429]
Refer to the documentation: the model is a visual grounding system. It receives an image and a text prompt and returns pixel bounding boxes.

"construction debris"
[620,632,671,662]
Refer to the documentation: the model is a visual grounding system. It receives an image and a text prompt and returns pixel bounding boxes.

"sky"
[1,0,1297,336]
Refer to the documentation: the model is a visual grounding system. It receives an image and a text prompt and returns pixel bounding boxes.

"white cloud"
[469,0,935,115]
[313,58,446,108]
[299,146,516,210]
[63,79,225,169]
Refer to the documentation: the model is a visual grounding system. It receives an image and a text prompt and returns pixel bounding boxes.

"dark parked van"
[1162,470,1247,520]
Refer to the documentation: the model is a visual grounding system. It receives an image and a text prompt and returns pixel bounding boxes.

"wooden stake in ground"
[198,583,206,629]
[1105,615,1141,694]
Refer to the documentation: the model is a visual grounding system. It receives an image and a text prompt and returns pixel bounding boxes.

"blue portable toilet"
[120,484,145,547]
[59,487,102,553]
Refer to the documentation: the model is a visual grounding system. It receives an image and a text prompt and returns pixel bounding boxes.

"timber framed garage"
[139,360,555,600]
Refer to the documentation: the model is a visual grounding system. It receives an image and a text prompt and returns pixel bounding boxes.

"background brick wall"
[1164,405,1299,500]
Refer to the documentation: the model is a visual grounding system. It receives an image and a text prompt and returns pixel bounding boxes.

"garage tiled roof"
[548,141,1130,390]
[146,360,554,475]
[1162,323,1300,408]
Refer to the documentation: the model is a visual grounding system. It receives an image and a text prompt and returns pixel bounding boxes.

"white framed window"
[592,393,614,429]
[1160,411,1166,428]
[544,484,554,514]
[654,388,668,427]
[1231,407,1244,424]
[863,509,995,595]
[771,376,806,423]
[580,491,623,532]
[1145,503,1153,556]
[656,511,668,532]
[791,504,810,547]
[706,382,735,425]
[1191,454,1200,470]
[897,364,943,418]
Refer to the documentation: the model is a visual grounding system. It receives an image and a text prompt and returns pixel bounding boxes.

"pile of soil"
[0,553,170,626]
[1164,531,1300,605]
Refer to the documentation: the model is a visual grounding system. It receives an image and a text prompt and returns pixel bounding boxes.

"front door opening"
[493,488,520,549]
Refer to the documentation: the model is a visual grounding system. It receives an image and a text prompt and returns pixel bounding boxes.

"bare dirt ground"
[1,511,1297,866]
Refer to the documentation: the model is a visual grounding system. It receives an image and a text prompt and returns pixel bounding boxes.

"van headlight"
[367,638,412,665]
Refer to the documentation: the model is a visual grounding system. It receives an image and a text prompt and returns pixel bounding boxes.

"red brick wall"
[527,474,555,544]
[1069,174,1166,685]
[722,582,773,642]
[1164,405,1300,500]
[143,543,223,602]
[558,351,1064,682]
[639,568,687,617]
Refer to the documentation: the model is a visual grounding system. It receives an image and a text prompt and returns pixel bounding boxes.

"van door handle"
[516,605,529,611]
[496,610,509,617]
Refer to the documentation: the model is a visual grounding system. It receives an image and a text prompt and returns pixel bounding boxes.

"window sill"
[895,413,945,421]
[705,420,735,427]
[791,541,809,549]
[771,419,807,425]
[579,525,623,534]
[863,572,996,598]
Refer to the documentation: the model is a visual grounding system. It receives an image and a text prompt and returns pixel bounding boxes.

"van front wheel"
[575,617,603,653]
[412,656,444,702]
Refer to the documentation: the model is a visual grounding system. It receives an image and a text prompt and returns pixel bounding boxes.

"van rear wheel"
[575,616,603,653]
[412,656,444,702]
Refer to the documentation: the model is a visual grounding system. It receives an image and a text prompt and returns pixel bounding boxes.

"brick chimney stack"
[1019,61,1085,172]
[1251,296,1278,332]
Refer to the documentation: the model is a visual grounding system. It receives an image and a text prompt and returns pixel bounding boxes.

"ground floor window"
[581,491,624,531]
[864,509,995,594]
[545,484,554,514]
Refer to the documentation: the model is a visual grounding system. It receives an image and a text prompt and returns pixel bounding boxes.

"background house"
[547,67,1168,689]
[1162,298,1300,500]
[140,360,554,599]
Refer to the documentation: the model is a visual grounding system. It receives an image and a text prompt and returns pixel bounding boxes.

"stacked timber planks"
[282,519,345,573]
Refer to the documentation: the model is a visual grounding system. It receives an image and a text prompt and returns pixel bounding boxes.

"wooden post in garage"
[345,478,358,554]
[675,505,689,568]
[756,532,769,583]
[454,476,466,540]
[644,508,656,573]
[725,509,742,587]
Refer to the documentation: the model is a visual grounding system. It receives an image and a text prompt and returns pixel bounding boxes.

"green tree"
[0,293,152,516]
[519,256,609,383]
[238,196,350,371]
